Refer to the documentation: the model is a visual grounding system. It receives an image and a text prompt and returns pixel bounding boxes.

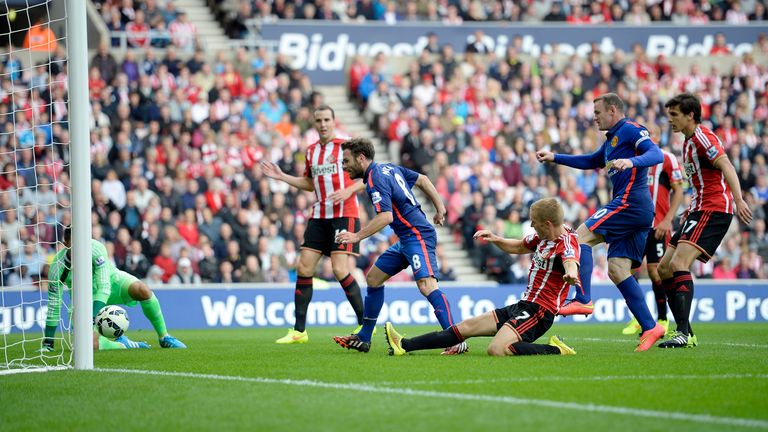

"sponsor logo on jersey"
[532,253,546,269]
[311,163,338,176]
[371,191,382,204]
[683,163,695,178]
[611,136,619,147]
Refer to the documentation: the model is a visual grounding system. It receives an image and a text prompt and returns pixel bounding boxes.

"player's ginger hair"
[342,137,376,160]
[530,198,564,226]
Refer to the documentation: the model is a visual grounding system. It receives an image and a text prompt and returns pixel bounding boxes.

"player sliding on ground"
[385,198,579,357]
[43,227,186,351]
[333,137,467,355]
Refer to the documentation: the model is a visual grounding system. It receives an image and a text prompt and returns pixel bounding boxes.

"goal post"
[0,0,92,374]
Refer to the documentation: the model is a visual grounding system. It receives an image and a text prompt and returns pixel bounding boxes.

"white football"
[96,305,130,339]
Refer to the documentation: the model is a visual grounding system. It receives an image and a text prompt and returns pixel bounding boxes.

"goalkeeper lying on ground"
[43,227,186,351]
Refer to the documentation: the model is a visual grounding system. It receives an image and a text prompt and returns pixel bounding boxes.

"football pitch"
[3,323,767,431]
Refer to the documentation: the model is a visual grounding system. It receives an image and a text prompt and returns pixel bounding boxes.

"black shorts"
[493,301,554,343]
[643,228,668,265]
[302,217,361,257]
[669,211,733,263]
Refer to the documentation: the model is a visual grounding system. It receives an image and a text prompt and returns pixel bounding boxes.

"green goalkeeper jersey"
[45,239,114,327]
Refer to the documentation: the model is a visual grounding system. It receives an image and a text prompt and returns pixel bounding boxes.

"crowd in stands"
[213,0,768,36]
[95,0,200,51]
[0,1,766,291]
[351,30,768,282]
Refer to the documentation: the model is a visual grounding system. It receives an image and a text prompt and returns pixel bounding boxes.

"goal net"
[0,0,73,374]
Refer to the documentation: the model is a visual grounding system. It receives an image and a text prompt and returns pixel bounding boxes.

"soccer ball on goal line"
[96,306,130,339]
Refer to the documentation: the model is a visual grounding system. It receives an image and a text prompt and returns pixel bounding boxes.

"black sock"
[651,280,667,321]
[339,274,364,325]
[294,276,313,332]
[402,325,463,352]
[509,342,560,356]
[662,277,678,325]
[673,271,694,335]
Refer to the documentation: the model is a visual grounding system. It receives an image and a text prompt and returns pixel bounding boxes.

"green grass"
[2,323,768,431]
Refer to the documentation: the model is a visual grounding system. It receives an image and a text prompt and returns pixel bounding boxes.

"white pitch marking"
[572,337,768,349]
[373,373,768,386]
[92,368,768,429]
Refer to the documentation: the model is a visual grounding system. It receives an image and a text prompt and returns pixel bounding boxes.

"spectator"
[169,257,202,284]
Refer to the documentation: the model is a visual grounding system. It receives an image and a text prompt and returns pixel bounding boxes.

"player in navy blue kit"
[333,138,467,355]
[537,93,666,351]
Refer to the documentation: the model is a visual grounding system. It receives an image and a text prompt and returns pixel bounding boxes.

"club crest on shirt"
[611,136,619,147]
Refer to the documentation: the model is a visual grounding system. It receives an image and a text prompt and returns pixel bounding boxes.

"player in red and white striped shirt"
[385,198,580,357]
[657,93,753,348]
[624,127,684,336]
[262,105,366,344]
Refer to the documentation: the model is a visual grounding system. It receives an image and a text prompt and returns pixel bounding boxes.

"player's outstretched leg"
[159,334,187,348]
[548,335,577,355]
[115,335,150,349]
[384,322,406,356]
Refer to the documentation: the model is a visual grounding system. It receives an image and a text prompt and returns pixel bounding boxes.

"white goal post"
[0,0,92,374]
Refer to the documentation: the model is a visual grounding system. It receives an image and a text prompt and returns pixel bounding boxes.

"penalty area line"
[94,368,768,430]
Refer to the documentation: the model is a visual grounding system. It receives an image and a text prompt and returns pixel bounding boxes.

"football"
[96,305,130,339]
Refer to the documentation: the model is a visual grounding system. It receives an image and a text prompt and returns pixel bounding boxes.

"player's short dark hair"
[594,92,625,112]
[664,93,702,123]
[313,104,335,119]
[342,138,375,161]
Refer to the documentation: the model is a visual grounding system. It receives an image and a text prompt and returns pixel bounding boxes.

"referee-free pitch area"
[3,323,767,431]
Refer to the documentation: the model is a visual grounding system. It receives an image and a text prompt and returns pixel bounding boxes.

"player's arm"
[414,174,447,226]
[657,180,684,239]
[336,211,393,244]
[538,145,604,170]
[42,280,63,351]
[260,161,315,192]
[714,156,753,225]
[473,230,533,254]
[329,180,365,204]
[562,259,580,287]
[92,243,111,318]
[626,139,663,168]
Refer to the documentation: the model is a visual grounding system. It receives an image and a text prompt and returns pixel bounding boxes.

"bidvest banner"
[2,282,767,333]
[261,22,765,84]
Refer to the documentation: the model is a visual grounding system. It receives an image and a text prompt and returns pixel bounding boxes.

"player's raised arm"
[714,156,753,225]
[260,160,315,192]
[414,174,447,226]
[473,230,533,254]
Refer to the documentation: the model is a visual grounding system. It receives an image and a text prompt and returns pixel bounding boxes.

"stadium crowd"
[213,0,768,38]
[0,0,766,290]
[350,31,768,282]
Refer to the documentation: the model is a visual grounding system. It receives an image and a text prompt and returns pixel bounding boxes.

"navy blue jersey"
[364,162,435,241]
[602,118,655,209]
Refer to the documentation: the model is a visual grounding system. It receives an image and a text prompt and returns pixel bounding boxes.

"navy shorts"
[585,200,653,266]
[374,235,440,281]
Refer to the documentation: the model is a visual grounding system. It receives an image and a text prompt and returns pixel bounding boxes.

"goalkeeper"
[43,227,186,351]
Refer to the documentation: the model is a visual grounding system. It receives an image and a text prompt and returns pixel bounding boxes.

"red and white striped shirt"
[304,138,359,219]
[648,149,684,227]
[682,125,733,214]
[521,229,580,314]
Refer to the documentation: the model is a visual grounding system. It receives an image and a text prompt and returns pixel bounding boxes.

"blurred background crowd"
[0,0,766,290]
